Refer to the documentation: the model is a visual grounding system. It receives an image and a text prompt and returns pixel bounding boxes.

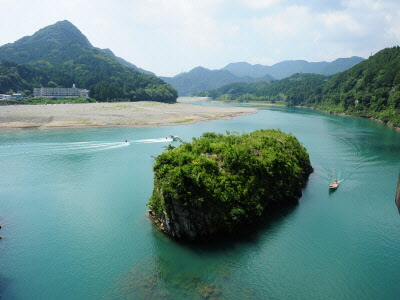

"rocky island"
[148,129,313,241]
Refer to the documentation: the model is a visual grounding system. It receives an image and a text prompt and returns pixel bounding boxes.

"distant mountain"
[0,20,93,64]
[201,46,400,128]
[0,20,177,102]
[161,66,274,96]
[197,73,326,103]
[222,57,364,79]
[164,56,363,96]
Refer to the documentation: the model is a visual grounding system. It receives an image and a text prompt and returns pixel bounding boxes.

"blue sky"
[0,0,399,76]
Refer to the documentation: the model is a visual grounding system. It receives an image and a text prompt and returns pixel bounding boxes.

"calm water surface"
[1,105,400,299]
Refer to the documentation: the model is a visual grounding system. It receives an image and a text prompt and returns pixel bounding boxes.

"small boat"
[329,168,339,190]
[166,135,179,141]
[329,181,339,189]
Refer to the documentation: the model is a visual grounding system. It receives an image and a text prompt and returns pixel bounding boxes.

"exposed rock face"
[149,189,303,241]
[149,194,219,240]
[396,172,400,214]
[148,130,313,242]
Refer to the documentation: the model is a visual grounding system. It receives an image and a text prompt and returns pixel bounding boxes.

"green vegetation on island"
[0,20,177,103]
[149,130,313,241]
[199,47,400,128]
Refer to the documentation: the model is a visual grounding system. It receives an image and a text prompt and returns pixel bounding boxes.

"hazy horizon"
[0,0,399,76]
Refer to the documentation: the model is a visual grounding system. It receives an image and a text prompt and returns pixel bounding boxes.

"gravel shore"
[0,100,257,129]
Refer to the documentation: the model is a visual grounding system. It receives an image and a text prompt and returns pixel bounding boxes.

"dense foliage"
[197,73,326,104]
[315,46,400,127]
[149,130,313,240]
[0,20,177,103]
[200,47,400,128]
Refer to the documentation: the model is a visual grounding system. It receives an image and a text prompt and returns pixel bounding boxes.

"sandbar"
[0,99,257,130]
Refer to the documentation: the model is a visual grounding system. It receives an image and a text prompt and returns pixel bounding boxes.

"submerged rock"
[148,130,313,241]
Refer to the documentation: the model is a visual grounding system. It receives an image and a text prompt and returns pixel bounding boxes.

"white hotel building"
[33,84,89,98]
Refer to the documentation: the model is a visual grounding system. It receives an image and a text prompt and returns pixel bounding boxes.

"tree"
[47,81,58,87]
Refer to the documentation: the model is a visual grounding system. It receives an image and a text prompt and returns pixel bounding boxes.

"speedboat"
[166,135,179,141]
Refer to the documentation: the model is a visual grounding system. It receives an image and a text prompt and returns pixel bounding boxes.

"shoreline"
[295,105,400,132]
[211,100,286,107]
[209,100,400,132]
[0,100,258,130]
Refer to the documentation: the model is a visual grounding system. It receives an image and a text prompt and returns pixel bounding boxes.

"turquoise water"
[1,105,400,299]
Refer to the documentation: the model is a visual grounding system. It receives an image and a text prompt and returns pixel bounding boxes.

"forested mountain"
[0,20,92,64]
[0,20,177,102]
[164,56,363,96]
[222,57,364,79]
[314,46,400,126]
[200,47,400,127]
[161,66,274,96]
[99,48,155,75]
[197,73,327,103]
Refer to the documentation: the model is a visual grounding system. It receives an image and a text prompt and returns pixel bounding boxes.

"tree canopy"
[198,47,400,127]
[149,130,313,241]
[0,20,178,103]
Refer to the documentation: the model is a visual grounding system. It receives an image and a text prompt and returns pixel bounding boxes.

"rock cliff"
[395,172,400,213]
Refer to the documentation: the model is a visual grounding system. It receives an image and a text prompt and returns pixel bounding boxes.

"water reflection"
[0,274,11,298]
[110,205,296,299]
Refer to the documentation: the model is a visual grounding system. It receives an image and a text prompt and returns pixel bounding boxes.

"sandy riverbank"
[0,101,257,129]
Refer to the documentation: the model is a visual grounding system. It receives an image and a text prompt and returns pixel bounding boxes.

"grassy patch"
[173,118,194,124]
[8,97,95,105]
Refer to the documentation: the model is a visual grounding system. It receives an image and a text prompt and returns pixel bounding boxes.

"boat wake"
[319,131,379,186]
[0,137,176,158]
[132,137,175,144]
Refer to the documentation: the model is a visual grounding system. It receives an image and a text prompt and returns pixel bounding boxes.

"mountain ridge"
[222,57,364,79]
[0,20,177,102]
[198,46,400,128]
[0,20,154,75]
[163,57,364,96]
[161,66,274,96]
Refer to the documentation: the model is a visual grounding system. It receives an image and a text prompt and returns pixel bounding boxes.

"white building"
[33,84,89,98]
[0,94,12,100]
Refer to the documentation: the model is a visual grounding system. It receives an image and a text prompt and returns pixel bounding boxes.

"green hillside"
[149,130,313,241]
[222,57,364,79]
[315,47,400,126]
[198,73,326,103]
[0,20,177,102]
[161,66,274,96]
[201,47,400,128]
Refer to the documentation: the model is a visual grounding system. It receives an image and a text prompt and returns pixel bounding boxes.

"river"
[0,105,399,299]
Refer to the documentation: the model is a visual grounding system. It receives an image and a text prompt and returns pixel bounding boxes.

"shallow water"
[1,105,399,299]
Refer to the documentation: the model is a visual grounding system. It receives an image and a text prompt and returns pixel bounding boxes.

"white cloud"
[251,6,317,42]
[240,0,281,9]
[319,12,360,33]
[1,0,400,75]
